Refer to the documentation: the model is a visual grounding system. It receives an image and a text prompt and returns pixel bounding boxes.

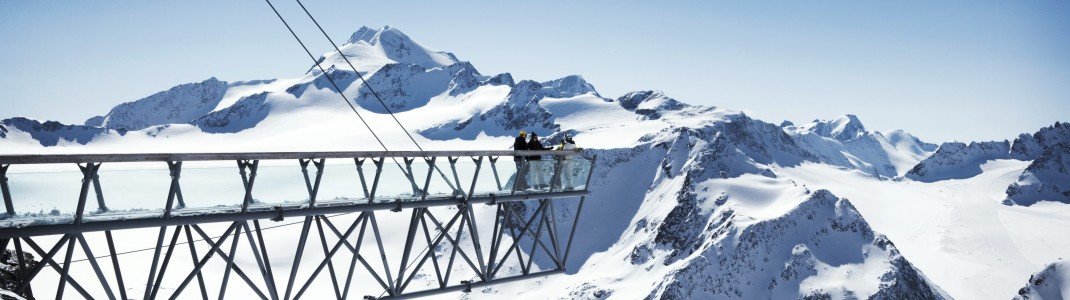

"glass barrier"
[0,154,592,227]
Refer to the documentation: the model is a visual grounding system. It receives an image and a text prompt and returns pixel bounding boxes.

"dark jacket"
[513,136,528,161]
[527,137,545,161]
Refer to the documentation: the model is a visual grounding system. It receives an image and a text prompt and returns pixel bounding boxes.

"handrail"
[0,150,582,164]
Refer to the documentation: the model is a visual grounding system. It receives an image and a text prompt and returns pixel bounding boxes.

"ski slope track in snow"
[2,25,1069,299]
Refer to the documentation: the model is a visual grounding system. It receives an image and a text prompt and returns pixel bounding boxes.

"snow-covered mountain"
[1014,261,1070,300]
[547,136,948,299]
[2,25,1067,299]
[785,115,937,178]
[1005,143,1070,206]
[906,140,1011,182]
[903,122,1070,205]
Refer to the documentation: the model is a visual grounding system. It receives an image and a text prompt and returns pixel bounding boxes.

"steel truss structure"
[0,150,592,299]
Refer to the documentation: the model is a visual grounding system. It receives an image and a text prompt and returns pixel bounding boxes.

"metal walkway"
[0,150,592,299]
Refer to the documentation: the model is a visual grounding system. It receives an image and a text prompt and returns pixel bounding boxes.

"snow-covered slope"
[1015,261,1070,300]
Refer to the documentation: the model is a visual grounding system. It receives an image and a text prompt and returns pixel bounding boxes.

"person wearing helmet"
[555,135,580,189]
[512,131,529,190]
[526,132,549,189]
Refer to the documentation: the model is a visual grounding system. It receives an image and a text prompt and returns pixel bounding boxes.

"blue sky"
[1,1,1067,142]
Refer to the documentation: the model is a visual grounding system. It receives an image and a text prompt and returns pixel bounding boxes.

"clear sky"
[1,1,1067,142]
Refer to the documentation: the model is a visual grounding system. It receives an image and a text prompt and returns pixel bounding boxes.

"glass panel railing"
[0,154,592,227]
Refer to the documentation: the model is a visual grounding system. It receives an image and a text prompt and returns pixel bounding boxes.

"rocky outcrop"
[616,90,687,120]
[1004,143,1070,206]
[193,92,272,134]
[1011,122,1070,160]
[1,248,37,300]
[88,77,228,131]
[905,141,1011,182]
[1014,261,1070,300]
[648,190,946,299]
[1,118,108,147]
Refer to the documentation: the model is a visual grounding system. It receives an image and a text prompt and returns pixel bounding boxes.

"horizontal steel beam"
[0,191,587,239]
[0,150,581,165]
[384,269,565,299]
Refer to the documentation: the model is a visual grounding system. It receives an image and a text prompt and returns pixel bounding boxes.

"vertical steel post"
[467,157,484,199]
[488,157,502,191]
[74,163,100,224]
[448,157,464,196]
[1,164,15,216]
[354,158,370,199]
[403,157,421,195]
[164,161,183,217]
[91,170,108,212]
[369,157,384,202]
[419,157,436,201]
[238,160,260,212]
[299,158,325,207]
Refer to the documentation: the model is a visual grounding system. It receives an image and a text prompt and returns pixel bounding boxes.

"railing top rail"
[0,150,584,165]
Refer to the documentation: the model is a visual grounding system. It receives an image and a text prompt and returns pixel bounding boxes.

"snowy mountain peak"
[346,26,377,44]
[540,75,599,98]
[324,25,460,71]
[799,114,868,142]
[615,90,688,119]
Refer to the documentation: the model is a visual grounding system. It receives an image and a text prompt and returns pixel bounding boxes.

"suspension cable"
[287,0,468,193]
[263,0,391,152]
[295,0,427,151]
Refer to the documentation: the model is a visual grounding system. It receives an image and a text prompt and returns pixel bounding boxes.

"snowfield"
[2,25,1069,299]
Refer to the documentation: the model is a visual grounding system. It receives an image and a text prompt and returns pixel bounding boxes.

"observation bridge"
[0,150,592,299]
